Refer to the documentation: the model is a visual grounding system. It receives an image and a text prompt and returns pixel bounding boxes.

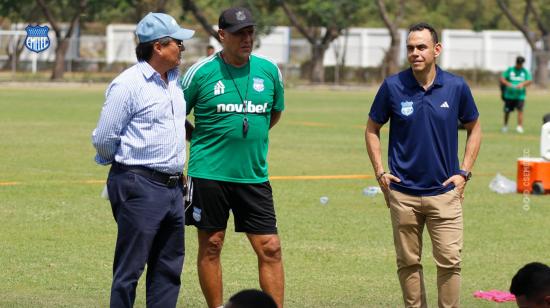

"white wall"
[441,30,532,72]
[2,23,537,72]
[323,28,408,67]
[106,24,136,64]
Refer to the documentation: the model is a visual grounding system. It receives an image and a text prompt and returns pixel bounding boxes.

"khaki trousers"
[388,189,463,308]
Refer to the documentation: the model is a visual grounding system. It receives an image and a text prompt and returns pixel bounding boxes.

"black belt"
[112,162,181,187]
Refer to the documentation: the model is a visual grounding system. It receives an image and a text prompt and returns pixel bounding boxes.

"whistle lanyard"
[222,53,251,137]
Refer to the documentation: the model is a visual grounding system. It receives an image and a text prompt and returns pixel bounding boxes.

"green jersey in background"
[502,66,532,100]
[181,53,285,183]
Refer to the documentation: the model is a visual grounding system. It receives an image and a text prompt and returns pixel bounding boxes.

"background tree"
[181,0,220,41]
[181,0,281,46]
[35,0,90,80]
[0,0,43,70]
[497,0,550,87]
[375,0,404,78]
[274,0,368,83]
[94,0,182,25]
[130,0,170,21]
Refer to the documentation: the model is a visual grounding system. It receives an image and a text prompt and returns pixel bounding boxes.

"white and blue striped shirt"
[92,61,187,174]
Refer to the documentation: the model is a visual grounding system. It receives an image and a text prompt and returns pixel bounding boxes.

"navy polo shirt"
[369,66,479,196]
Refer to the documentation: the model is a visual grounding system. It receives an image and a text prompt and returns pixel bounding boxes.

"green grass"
[1,84,549,307]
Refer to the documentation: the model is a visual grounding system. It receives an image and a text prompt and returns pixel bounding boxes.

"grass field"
[0,83,549,307]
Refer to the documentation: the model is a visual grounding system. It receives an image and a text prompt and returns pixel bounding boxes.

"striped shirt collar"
[137,61,179,81]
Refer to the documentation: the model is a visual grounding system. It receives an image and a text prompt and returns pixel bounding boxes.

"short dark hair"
[135,37,173,61]
[516,56,525,65]
[207,45,214,49]
[225,289,277,308]
[510,262,550,301]
[409,22,439,44]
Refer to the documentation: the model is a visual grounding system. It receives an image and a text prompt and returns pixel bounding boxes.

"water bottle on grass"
[363,186,381,197]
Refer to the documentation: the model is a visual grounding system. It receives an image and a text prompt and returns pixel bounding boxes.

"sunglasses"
[172,39,184,50]
[157,37,185,50]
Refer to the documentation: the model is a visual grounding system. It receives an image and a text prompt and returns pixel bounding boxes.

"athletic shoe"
[516,126,524,133]
[501,126,508,133]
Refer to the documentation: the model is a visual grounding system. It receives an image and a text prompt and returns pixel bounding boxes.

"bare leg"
[504,111,510,126]
[518,110,523,127]
[197,230,226,308]
[247,234,285,308]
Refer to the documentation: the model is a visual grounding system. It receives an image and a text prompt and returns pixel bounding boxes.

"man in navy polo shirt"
[365,23,481,308]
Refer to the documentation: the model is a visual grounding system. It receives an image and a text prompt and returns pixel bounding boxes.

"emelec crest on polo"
[510,71,526,81]
[253,78,264,92]
[401,101,414,116]
[25,25,50,53]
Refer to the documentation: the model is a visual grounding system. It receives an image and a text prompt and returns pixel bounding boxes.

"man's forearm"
[365,120,385,175]
[461,119,482,171]
[270,111,282,129]
[93,135,119,164]
[185,119,194,141]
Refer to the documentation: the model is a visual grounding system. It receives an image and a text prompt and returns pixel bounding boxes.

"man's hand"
[442,175,466,200]
[377,172,401,208]
[185,120,194,141]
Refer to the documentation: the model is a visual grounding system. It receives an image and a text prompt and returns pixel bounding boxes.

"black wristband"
[376,172,387,181]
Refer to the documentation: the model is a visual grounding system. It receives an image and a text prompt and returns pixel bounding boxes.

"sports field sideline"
[0,84,548,307]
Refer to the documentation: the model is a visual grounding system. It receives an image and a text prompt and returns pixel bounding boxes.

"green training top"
[181,52,285,183]
[502,66,532,100]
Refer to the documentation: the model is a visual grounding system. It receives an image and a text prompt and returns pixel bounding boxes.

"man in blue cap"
[92,12,194,308]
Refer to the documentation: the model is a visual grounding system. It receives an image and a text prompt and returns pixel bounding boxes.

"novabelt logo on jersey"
[216,101,268,114]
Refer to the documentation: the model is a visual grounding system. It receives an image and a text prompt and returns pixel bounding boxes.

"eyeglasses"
[173,39,184,50]
[157,37,185,50]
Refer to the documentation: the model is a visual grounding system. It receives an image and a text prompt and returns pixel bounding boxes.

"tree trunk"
[535,35,550,88]
[384,36,401,77]
[156,0,168,12]
[2,37,25,70]
[534,50,549,88]
[51,39,69,80]
[376,0,404,78]
[182,0,220,42]
[311,44,327,83]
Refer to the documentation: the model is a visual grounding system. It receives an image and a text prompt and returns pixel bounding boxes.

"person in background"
[510,262,550,308]
[224,289,277,308]
[206,44,215,57]
[500,56,532,133]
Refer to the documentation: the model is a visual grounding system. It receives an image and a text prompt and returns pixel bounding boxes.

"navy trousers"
[107,166,185,308]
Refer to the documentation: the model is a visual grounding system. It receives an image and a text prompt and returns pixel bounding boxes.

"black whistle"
[242,117,249,137]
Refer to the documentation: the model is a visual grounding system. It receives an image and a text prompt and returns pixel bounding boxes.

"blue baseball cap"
[136,12,194,43]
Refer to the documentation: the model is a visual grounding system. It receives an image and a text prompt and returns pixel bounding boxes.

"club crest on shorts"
[24,25,50,53]
[400,101,414,116]
[253,78,264,92]
[192,207,202,222]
